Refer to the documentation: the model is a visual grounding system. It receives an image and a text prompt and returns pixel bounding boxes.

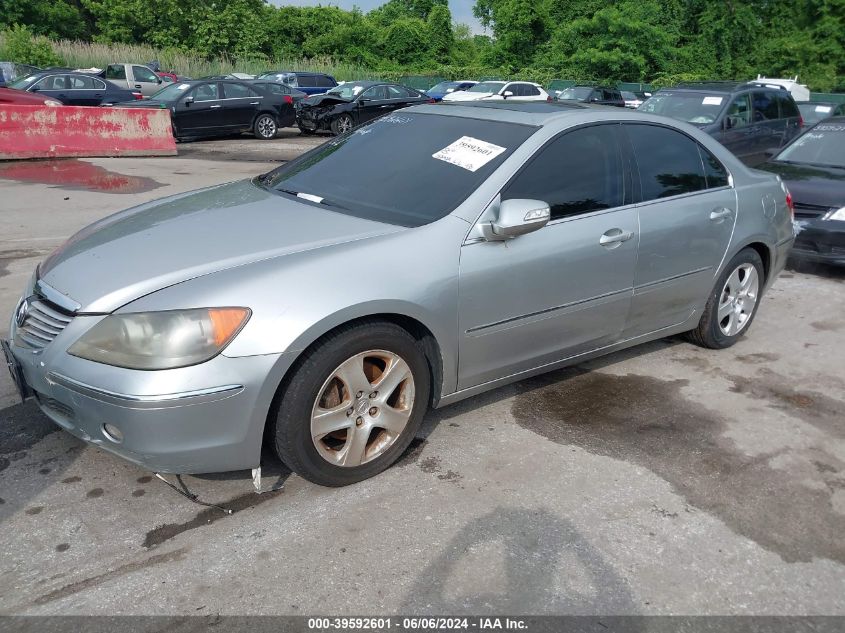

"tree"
[477,0,547,68]
[426,3,453,64]
[381,17,429,65]
[0,24,62,66]
[0,0,91,40]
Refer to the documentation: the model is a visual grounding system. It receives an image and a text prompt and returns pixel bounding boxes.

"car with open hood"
[295,80,430,135]
[4,102,793,487]
[759,117,845,265]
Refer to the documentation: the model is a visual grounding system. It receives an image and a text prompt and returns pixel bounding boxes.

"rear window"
[775,122,845,168]
[639,92,727,125]
[262,112,536,227]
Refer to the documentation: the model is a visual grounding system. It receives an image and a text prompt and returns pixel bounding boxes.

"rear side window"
[387,85,410,98]
[753,91,780,120]
[222,83,258,98]
[315,75,335,88]
[68,75,102,89]
[626,124,707,200]
[698,146,729,188]
[777,93,799,117]
[297,74,317,87]
[503,124,624,221]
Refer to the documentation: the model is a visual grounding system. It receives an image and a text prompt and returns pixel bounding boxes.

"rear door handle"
[249,101,260,105]
[709,207,733,222]
[209,104,221,109]
[599,229,634,248]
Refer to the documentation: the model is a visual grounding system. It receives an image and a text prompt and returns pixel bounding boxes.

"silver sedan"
[3,103,795,487]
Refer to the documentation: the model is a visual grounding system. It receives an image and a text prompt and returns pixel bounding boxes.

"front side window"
[725,94,751,128]
[753,91,779,121]
[503,124,624,221]
[626,124,708,201]
[133,65,158,83]
[33,76,64,90]
[263,112,536,227]
[190,83,220,102]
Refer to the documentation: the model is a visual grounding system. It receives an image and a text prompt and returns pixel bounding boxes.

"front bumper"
[792,219,845,265]
[5,311,292,473]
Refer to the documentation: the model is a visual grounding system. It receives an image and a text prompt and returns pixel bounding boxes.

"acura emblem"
[15,298,29,328]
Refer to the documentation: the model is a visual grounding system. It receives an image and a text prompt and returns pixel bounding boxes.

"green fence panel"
[398,75,446,90]
[617,82,655,93]
[547,79,576,92]
[810,92,845,104]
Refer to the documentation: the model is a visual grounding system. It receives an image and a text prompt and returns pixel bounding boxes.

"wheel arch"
[727,239,773,285]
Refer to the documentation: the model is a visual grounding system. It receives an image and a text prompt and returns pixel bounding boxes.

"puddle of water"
[0,159,162,194]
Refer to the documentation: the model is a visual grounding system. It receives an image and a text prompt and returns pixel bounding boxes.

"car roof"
[661,81,790,94]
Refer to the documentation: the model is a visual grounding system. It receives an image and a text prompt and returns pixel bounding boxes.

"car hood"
[442,91,491,102]
[39,180,403,313]
[299,94,351,109]
[758,161,845,208]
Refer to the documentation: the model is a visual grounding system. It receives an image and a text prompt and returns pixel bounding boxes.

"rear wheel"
[272,322,430,486]
[686,248,764,349]
[331,113,354,136]
[254,113,277,140]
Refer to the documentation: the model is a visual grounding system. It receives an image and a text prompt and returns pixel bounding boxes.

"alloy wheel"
[257,115,277,139]
[310,350,415,467]
[337,116,353,134]
[717,263,759,336]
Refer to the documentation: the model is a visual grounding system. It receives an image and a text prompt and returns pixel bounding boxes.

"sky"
[268,0,485,33]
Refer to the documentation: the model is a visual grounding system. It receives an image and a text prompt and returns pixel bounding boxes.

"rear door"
[67,75,105,106]
[458,123,638,389]
[622,123,735,337]
[776,92,803,145]
[130,64,161,96]
[220,82,262,129]
[751,90,784,164]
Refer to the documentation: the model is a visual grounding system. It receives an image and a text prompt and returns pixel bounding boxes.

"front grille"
[794,202,834,220]
[15,298,74,350]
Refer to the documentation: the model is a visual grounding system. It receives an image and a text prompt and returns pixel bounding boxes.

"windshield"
[262,112,536,227]
[150,82,194,100]
[326,83,367,99]
[9,74,39,90]
[468,81,505,94]
[558,87,593,100]
[775,122,845,168]
[638,92,727,125]
[429,81,457,93]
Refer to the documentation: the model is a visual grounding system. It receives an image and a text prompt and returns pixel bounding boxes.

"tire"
[298,125,316,136]
[253,113,278,140]
[330,113,354,136]
[685,248,765,349]
[271,321,431,487]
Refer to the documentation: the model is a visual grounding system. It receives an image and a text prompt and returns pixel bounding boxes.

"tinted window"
[725,94,751,127]
[387,85,410,98]
[699,146,729,188]
[315,75,335,87]
[626,124,707,200]
[259,83,288,95]
[558,86,593,100]
[504,125,623,220]
[223,82,257,98]
[265,113,535,227]
[753,91,779,120]
[133,65,158,83]
[777,93,799,117]
[106,64,126,80]
[522,84,540,96]
[362,85,388,100]
[191,83,220,102]
[297,74,317,87]
[34,75,65,90]
[68,75,101,89]
[640,91,726,125]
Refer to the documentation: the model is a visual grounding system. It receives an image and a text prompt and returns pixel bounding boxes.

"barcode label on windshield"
[433,136,506,172]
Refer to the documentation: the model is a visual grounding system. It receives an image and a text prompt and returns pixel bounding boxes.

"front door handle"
[709,207,733,222]
[209,104,222,109]
[599,229,634,248]
[249,101,259,105]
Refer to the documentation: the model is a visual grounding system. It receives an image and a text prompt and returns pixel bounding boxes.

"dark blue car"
[9,71,139,106]
[254,71,337,96]
[425,80,477,102]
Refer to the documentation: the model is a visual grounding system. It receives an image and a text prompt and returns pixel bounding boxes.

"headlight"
[824,207,845,221]
[68,308,250,370]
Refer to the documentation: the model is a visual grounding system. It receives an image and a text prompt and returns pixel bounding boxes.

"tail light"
[132,92,143,100]
[427,97,436,104]
[283,95,293,105]
[547,95,553,102]
[785,190,794,219]
[798,115,804,129]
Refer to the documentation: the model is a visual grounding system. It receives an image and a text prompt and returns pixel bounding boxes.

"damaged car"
[296,80,431,135]
[759,117,845,265]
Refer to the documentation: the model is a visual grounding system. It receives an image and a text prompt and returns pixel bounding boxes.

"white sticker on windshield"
[432,136,506,172]
[353,86,363,95]
[296,192,323,203]
[816,105,832,113]
[177,83,190,90]
[702,96,723,106]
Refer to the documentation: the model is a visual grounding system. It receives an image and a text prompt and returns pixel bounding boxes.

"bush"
[0,24,62,67]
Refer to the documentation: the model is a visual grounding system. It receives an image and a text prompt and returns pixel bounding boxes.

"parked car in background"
[3,103,793,487]
[0,86,62,106]
[116,80,294,140]
[200,73,256,81]
[102,63,163,97]
[759,117,845,265]
[555,85,625,107]
[249,80,307,105]
[621,90,651,109]
[796,101,845,126]
[639,81,803,166]
[157,71,179,84]
[751,75,810,102]
[426,80,477,102]
[9,71,141,106]
[441,81,550,102]
[296,80,430,135]
[0,62,39,87]
[255,71,337,95]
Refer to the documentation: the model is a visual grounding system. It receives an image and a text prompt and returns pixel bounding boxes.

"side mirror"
[724,116,734,130]
[30,87,39,92]
[481,199,550,240]
[157,78,162,84]
[502,90,514,98]
[183,96,194,106]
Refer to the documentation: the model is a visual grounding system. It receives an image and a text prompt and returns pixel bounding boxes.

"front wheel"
[272,322,431,486]
[330,113,354,136]
[254,113,278,140]
[686,248,764,349]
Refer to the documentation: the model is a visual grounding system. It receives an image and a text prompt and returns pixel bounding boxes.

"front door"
[356,85,392,125]
[622,123,736,337]
[716,93,756,164]
[130,65,162,97]
[458,123,638,389]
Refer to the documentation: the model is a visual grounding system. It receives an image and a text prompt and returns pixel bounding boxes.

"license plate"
[1,339,32,403]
